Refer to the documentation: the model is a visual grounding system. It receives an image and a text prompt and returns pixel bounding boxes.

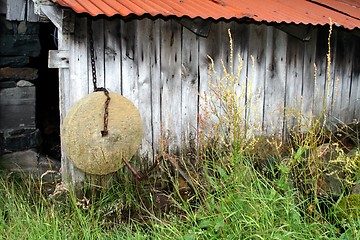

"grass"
[1,26,359,239]
[1,151,358,239]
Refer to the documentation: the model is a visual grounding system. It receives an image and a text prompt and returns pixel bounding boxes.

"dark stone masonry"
[0,13,60,173]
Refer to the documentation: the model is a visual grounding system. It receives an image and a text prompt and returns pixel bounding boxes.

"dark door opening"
[33,23,60,160]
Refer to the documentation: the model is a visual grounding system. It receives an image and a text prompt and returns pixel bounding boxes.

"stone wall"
[0,14,42,154]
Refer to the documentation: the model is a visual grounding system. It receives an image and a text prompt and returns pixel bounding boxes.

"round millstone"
[61,92,143,175]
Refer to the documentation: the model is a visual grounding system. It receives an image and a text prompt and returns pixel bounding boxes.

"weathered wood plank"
[301,29,317,129]
[57,29,70,120]
[104,18,121,93]
[62,15,89,188]
[246,24,267,134]
[355,77,360,119]
[6,0,25,21]
[350,40,360,120]
[263,27,287,136]
[284,34,304,133]
[326,29,338,122]
[331,30,353,124]
[232,22,249,131]
[57,21,78,188]
[121,19,137,98]
[135,18,154,160]
[160,19,182,153]
[40,6,75,33]
[150,19,161,158]
[48,50,69,69]
[70,16,89,103]
[313,28,329,119]
[181,26,199,154]
[27,0,40,22]
[198,19,223,140]
[120,18,144,168]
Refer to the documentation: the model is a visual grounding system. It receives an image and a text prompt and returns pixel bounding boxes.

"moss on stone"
[334,194,360,221]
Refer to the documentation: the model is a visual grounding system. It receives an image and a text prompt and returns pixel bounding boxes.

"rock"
[16,80,34,87]
[352,184,360,194]
[0,81,16,88]
[0,67,38,81]
[0,149,61,177]
[333,194,360,221]
[0,86,36,129]
[0,128,42,153]
[315,143,344,197]
[0,56,29,67]
[0,34,41,57]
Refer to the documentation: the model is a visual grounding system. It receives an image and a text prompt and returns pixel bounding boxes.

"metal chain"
[88,20,97,91]
[88,19,110,137]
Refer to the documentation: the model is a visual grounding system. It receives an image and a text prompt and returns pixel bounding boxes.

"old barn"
[25,0,360,188]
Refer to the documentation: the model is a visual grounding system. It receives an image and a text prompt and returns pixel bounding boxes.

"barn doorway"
[34,22,61,160]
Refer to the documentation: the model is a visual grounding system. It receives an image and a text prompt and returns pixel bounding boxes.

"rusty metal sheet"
[51,0,360,30]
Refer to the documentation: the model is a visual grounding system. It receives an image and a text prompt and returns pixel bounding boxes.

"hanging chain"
[88,19,110,137]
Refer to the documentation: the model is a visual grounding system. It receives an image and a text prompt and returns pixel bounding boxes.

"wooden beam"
[40,5,75,33]
[27,0,40,22]
[48,50,69,69]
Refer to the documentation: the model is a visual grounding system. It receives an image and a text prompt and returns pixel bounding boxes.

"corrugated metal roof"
[52,0,360,30]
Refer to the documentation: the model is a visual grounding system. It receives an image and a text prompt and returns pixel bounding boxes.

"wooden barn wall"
[57,16,360,180]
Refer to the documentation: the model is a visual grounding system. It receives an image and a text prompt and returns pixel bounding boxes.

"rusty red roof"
[52,0,360,30]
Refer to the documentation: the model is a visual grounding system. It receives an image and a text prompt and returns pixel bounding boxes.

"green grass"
[0,150,358,240]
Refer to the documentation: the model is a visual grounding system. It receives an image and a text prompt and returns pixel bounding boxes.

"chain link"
[88,19,110,137]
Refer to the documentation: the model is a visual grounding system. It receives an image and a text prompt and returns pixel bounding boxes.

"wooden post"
[38,4,117,194]
[39,4,84,192]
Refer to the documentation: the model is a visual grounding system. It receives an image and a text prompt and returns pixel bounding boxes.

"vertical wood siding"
[58,16,360,175]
